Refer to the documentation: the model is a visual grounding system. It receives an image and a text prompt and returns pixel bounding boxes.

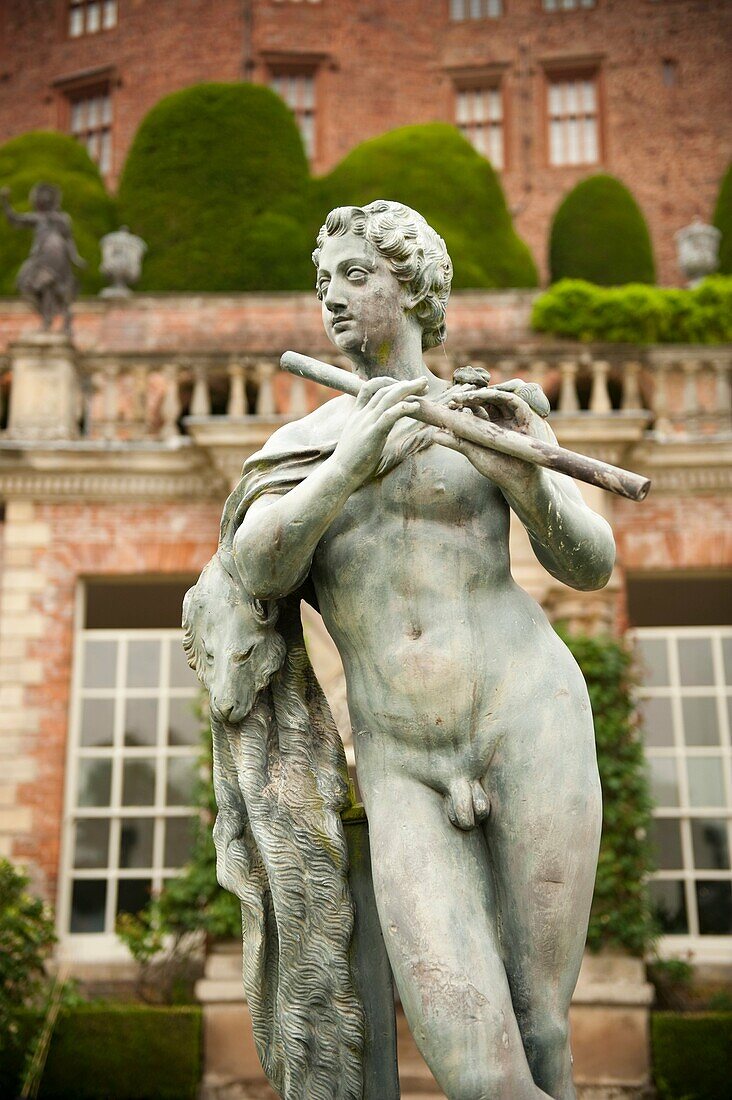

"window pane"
[456,92,469,125]
[116,878,152,918]
[123,698,158,747]
[70,9,84,36]
[169,642,197,688]
[77,758,112,807]
[696,881,732,935]
[166,757,197,806]
[565,82,578,114]
[126,639,160,688]
[99,131,111,175]
[70,101,84,132]
[73,819,110,869]
[119,817,154,868]
[687,757,726,808]
[583,117,598,163]
[639,697,674,747]
[722,636,732,682]
[122,759,156,806]
[549,118,564,166]
[691,818,730,870]
[168,698,199,746]
[164,817,195,867]
[548,83,563,116]
[70,879,106,933]
[581,79,596,111]
[87,2,101,33]
[101,96,113,125]
[682,696,720,746]
[83,639,117,688]
[650,879,688,934]
[678,637,714,686]
[637,638,669,687]
[103,0,118,30]
[649,756,680,808]
[80,698,114,747]
[650,818,683,870]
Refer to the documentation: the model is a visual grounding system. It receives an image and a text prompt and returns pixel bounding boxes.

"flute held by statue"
[280,350,651,503]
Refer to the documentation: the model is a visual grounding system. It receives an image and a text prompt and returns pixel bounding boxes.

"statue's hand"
[434,378,553,491]
[332,375,428,486]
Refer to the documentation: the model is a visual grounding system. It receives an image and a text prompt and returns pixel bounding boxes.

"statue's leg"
[39,290,53,331]
[362,768,552,1100]
[483,708,602,1099]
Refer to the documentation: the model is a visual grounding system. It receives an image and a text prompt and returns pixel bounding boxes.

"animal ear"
[250,597,278,627]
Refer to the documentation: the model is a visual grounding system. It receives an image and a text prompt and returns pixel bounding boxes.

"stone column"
[6,333,81,441]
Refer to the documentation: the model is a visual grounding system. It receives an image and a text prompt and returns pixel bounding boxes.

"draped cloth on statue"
[196,405,440,1100]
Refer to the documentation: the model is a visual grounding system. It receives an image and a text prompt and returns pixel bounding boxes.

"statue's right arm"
[234,375,427,599]
[0,190,36,227]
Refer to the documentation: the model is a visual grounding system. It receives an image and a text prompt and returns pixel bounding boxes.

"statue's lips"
[331,316,355,331]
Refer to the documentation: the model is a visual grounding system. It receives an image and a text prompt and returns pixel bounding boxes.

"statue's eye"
[346,266,368,282]
[316,277,329,300]
[234,644,256,664]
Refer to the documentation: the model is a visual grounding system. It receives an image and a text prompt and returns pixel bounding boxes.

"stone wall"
[0,1,730,283]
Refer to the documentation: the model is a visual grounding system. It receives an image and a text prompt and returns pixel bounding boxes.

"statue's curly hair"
[312,199,453,351]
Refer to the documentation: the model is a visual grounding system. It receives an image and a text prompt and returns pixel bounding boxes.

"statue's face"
[316,230,411,364]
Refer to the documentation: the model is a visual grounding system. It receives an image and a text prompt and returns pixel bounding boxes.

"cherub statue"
[1,183,86,336]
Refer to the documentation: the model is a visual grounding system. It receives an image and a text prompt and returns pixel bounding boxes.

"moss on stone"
[0,131,117,295]
[549,173,656,286]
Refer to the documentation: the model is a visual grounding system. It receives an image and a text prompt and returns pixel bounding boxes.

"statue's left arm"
[0,188,37,228]
[435,382,615,591]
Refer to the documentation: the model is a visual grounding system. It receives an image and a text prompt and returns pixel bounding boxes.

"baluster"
[681,359,701,434]
[161,363,181,440]
[190,363,211,417]
[713,358,732,434]
[131,364,148,439]
[289,374,309,418]
[227,360,246,417]
[589,359,612,415]
[558,360,579,413]
[102,362,120,441]
[254,360,276,416]
[621,360,642,411]
[651,361,673,435]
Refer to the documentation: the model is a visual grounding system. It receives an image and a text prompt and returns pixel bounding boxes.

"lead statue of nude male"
[186,200,615,1100]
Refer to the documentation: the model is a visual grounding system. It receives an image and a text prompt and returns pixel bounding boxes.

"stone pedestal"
[6,333,80,440]
[570,953,654,1096]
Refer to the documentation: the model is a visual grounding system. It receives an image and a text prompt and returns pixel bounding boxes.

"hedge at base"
[116,85,538,291]
[713,161,732,276]
[0,131,118,296]
[0,1005,202,1100]
[531,276,732,344]
[558,630,656,956]
[549,173,656,286]
[652,1012,732,1100]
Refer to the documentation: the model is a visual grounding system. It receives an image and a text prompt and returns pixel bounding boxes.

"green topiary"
[549,173,656,286]
[713,161,732,275]
[652,1012,732,1100]
[117,83,315,292]
[314,123,538,289]
[532,276,732,343]
[0,131,117,295]
[557,630,657,956]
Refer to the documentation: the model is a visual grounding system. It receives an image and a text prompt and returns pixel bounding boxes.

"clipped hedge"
[532,276,732,344]
[652,1012,732,1100]
[559,630,656,956]
[117,83,315,292]
[0,131,117,295]
[1,1005,202,1100]
[713,161,732,276]
[550,173,655,286]
[314,123,538,289]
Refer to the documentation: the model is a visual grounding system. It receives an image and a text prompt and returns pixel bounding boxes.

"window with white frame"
[455,85,504,168]
[68,87,113,176]
[68,0,117,37]
[450,0,503,19]
[61,626,200,937]
[546,73,599,166]
[269,71,316,159]
[543,0,595,11]
[636,627,732,943]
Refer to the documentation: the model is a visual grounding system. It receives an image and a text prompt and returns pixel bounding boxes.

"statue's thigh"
[365,775,536,1089]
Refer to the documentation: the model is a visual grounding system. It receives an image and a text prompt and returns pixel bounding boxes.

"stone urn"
[675,218,721,287]
[99,225,147,297]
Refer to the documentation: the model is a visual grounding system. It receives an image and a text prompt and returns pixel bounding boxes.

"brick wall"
[0,1,730,284]
[0,498,220,897]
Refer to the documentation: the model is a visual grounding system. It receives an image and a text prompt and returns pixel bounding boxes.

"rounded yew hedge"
[713,161,732,276]
[549,173,656,286]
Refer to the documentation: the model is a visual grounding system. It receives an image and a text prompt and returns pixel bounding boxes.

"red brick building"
[1,0,731,282]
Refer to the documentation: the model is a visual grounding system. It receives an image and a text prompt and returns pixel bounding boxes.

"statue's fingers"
[494,379,551,418]
[475,387,533,428]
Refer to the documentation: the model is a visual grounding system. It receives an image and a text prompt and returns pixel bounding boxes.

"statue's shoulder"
[261,395,351,454]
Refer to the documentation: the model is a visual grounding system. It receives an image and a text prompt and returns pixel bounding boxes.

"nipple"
[445,778,491,831]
